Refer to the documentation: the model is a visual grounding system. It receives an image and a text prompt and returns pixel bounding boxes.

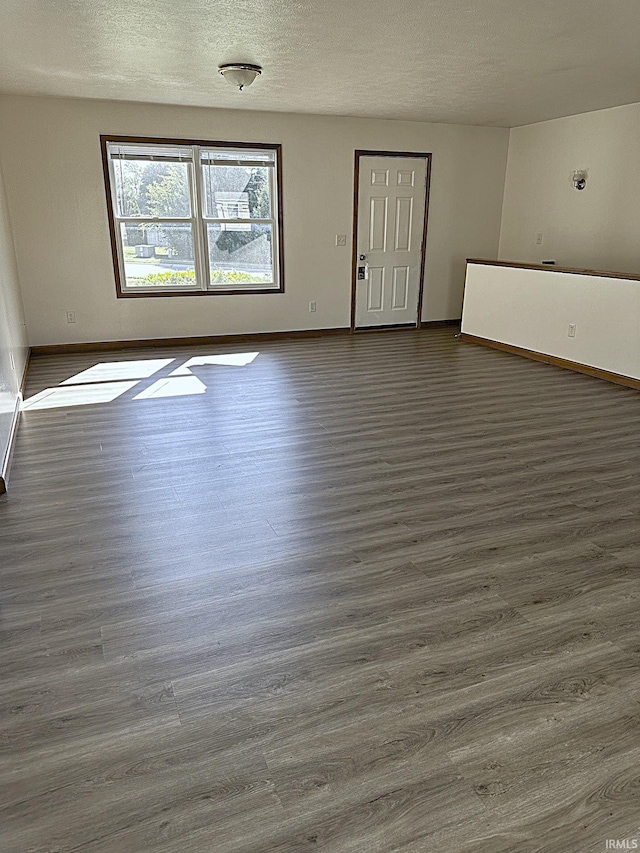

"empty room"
[2,1,640,851]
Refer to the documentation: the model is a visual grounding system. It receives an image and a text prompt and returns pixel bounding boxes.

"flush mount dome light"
[218,63,262,91]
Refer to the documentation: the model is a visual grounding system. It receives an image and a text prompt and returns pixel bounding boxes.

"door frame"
[350,149,432,332]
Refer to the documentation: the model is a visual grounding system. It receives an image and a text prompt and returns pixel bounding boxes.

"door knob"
[359,254,367,261]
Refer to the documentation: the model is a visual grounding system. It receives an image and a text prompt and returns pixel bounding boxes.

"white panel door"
[354,156,427,328]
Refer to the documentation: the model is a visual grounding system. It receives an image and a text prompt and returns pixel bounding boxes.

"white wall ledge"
[461,260,640,385]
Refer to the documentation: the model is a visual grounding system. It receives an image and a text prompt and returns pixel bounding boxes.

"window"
[101,136,284,297]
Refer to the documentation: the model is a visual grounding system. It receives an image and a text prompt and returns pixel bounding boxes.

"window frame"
[100,135,285,298]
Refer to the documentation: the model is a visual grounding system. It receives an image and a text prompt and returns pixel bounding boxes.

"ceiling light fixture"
[218,63,262,92]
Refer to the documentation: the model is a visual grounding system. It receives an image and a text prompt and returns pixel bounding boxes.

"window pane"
[120,222,196,288]
[201,164,272,220]
[207,223,273,286]
[201,149,275,164]
[112,158,191,217]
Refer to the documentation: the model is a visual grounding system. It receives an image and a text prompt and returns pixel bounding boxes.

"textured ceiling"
[1,0,640,127]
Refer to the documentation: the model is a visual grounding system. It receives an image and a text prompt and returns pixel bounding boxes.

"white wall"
[499,101,640,273]
[0,95,508,346]
[0,156,28,481]
[461,263,640,380]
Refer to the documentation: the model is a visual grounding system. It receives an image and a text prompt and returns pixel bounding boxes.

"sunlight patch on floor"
[61,359,175,384]
[22,353,260,410]
[170,352,259,374]
[133,376,207,399]
[22,381,139,410]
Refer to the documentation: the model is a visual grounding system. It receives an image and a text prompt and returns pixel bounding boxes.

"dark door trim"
[350,150,432,333]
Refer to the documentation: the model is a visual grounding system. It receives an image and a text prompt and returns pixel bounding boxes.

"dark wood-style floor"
[2,328,640,852]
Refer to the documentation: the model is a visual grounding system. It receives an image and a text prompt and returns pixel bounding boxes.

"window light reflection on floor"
[169,352,259,375]
[133,376,207,399]
[61,359,175,385]
[22,381,139,411]
[21,353,260,411]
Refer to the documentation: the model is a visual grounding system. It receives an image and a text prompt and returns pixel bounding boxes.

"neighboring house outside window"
[101,136,284,296]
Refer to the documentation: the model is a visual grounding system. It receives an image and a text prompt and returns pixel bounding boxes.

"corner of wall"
[0,134,30,492]
[497,126,515,260]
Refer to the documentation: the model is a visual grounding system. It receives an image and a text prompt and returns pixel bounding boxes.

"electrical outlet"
[66,311,77,324]
[309,301,317,313]
[335,234,347,246]
[568,323,576,338]
[535,232,544,245]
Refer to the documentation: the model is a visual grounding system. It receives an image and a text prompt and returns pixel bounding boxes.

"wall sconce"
[572,170,587,191]
[218,63,262,92]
